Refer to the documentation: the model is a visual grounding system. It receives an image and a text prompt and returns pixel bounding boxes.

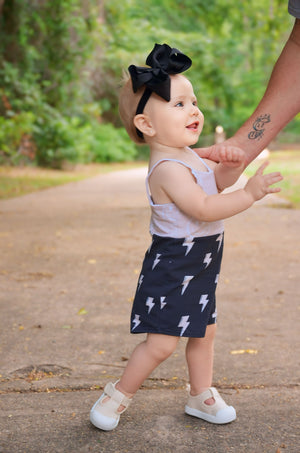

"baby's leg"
[90,334,180,430]
[117,333,180,396]
[184,324,236,423]
[185,324,216,401]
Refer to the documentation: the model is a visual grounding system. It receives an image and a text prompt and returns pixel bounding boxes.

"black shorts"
[130,232,224,338]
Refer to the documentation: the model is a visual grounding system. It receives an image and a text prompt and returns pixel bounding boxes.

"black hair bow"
[128,43,192,102]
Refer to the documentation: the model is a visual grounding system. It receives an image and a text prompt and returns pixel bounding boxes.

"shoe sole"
[90,411,119,431]
[185,405,236,424]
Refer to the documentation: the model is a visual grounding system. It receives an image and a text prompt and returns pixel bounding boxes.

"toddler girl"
[90,43,282,430]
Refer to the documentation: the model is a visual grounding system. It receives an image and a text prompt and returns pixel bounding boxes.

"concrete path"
[0,168,299,452]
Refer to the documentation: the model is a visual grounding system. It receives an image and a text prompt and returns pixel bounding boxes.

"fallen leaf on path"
[77,308,88,315]
[0,232,11,237]
[230,349,258,355]
[27,272,53,279]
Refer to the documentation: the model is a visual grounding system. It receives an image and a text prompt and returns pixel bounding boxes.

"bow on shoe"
[128,43,192,102]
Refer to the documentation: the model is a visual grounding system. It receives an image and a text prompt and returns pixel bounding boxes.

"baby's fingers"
[255,161,269,175]
[268,186,282,193]
[265,171,283,187]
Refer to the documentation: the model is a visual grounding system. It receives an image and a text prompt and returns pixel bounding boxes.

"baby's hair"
[119,71,146,145]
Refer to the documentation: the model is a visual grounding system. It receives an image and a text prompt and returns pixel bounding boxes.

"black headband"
[128,43,192,139]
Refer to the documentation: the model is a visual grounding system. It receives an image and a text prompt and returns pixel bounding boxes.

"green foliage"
[96,0,294,136]
[82,122,138,163]
[0,112,35,163]
[33,113,78,168]
[0,0,298,167]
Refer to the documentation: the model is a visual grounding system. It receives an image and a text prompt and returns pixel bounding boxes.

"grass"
[0,150,299,208]
[244,149,300,209]
[0,162,146,200]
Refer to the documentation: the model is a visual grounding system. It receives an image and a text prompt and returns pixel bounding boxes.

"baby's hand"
[217,145,246,168]
[196,144,246,167]
[245,161,283,202]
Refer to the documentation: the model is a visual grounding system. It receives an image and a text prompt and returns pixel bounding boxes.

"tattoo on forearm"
[248,114,271,140]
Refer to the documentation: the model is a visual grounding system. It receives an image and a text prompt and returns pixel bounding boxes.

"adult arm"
[197,18,300,168]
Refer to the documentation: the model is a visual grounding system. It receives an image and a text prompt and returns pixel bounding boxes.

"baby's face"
[144,74,204,148]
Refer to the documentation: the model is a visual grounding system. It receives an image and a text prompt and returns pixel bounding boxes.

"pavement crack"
[0,378,298,395]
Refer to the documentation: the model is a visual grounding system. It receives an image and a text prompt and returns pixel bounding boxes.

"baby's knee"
[147,335,178,362]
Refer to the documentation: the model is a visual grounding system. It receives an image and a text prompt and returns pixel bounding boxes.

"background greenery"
[0,0,298,168]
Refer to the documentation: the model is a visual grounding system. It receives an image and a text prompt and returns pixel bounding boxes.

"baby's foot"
[90,381,132,430]
[185,387,236,424]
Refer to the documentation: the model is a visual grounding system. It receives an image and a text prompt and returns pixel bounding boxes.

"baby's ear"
[134,114,155,137]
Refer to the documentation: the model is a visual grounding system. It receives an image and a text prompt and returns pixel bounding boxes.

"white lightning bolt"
[181,275,194,295]
[160,296,167,309]
[138,274,144,290]
[182,238,195,256]
[212,309,217,321]
[145,297,155,314]
[132,314,141,330]
[203,253,212,268]
[178,315,190,336]
[152,253,161,270]
[199,294,209,312]
[215,273,219,284]
[216,233,223,252]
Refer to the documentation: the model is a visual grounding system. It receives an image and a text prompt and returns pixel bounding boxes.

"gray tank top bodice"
[146,151,224,239]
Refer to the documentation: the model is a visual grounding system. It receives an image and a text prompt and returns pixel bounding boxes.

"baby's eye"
[175,101,184,107]
[192,100,198,106]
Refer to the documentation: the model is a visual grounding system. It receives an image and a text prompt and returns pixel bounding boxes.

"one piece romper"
[130,151,225,338]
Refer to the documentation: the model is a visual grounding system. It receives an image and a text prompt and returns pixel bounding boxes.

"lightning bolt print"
[138,274,144,290]
[160,296,167,309]
[132,314,141,330]
[181,275,194,295]
[145,297,155,314]
[212,309,217,322]
[178,315,190,336]
[182,238,195,256]
[216,233,223,252]
[215,273,219,284]
[203,253,212,268]
[152,253,161,270]
[199,294,209,312]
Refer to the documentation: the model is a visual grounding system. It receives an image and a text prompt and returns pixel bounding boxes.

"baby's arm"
[211,145,246,191]
[153,161,282,222]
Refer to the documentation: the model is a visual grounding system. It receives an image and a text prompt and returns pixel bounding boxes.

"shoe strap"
[203,387,227,410]
[207,387,221,400]
[104,382,132,411]
[190,387,224,405]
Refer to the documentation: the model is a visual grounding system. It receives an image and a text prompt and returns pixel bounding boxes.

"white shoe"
[90,381,132,431]
[185,387,236,424]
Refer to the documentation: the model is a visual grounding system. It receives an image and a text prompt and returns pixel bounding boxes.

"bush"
[0,112,36,164]
[84,122,137,163]
[33,110,79,168]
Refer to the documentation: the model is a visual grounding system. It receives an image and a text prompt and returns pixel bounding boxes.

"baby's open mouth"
[186,121,199,131]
